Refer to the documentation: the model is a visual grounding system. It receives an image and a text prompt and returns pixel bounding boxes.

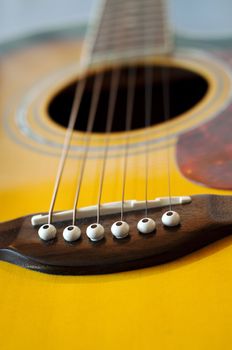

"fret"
[94,25,167,45]
[84,0,172,67]
[94,34,167,52]
[103,0,164,12]
[96,14,165,35]
[101,2,163,17]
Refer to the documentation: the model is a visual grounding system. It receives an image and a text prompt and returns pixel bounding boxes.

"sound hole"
[48,64,208,133]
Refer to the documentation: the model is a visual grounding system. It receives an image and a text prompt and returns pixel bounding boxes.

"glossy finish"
[1,195,232,274]
[1,37,232,350]
[177,87,232,189]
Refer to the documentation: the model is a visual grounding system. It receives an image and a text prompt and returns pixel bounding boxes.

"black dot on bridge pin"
[116,221,123,226]
[142,218,149,223]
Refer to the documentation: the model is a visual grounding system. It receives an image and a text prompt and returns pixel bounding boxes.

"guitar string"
[144,65,153,218]
[48,78,86,225]
[141,0,154,219]
[162,64,172,211]
[120,66,137,221]
[96,68,121,224]
[48,2,168,226]
[72,72,104,226]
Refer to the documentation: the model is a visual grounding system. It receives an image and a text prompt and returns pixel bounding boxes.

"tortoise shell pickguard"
[177,52,232,190]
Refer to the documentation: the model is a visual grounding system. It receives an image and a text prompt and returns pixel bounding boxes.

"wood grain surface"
[1,195,232,275]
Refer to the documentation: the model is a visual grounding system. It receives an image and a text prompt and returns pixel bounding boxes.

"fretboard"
[84,0,173,67]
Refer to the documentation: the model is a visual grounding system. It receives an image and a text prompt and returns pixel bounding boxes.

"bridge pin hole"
[116,221,123,226]
[142,218,149,223]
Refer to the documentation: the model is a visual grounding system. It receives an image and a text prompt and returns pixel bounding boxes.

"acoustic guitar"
[1,0,232,348]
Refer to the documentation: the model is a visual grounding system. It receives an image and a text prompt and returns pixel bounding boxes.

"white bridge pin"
[162,211,180,227]
[38,224,57,241]
[63,225,81,242]
[111,221,129,239]
[137,218,156,234]
[86,223,105,241]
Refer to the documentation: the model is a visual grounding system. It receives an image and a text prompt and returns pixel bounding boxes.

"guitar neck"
[83,0,173,68]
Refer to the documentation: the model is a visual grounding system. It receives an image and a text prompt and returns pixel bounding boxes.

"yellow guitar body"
[1,38,232,349]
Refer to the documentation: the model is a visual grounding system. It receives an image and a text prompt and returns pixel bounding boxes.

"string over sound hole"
[48,64,208,133]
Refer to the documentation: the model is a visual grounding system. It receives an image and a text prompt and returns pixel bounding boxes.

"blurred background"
[1,0,232,44]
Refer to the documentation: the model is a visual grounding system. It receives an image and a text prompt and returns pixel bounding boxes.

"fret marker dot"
[162,211,180,227]
[38,224,57,241]
[111,221,129,239]
[86,223,104,241]
[137,218,156,234]
[63,225,81,242]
